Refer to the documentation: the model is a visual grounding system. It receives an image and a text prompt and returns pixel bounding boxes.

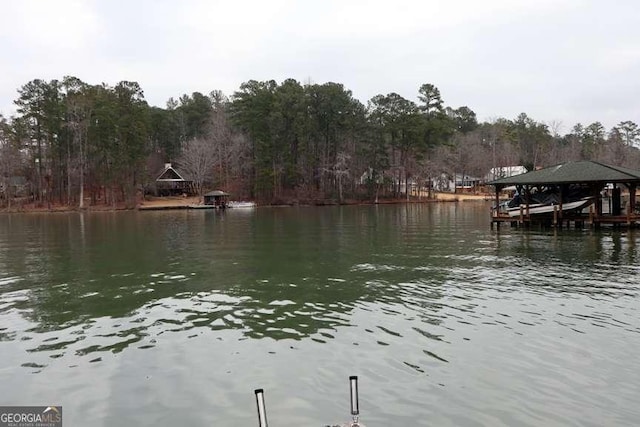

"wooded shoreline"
[3,76,638,211]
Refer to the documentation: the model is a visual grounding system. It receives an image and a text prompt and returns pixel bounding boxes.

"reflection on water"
[1,205,639,426]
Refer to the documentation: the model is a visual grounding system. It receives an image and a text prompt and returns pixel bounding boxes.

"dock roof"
[489,161,640,187]
[204,190,230,197]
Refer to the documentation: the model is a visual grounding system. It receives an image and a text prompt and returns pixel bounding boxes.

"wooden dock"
[491,206,640,229]
[138,204,225,211]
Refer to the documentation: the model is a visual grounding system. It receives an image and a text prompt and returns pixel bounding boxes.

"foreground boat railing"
[255,388,268,427]
[349,375,360,425]
[254,376,365,427]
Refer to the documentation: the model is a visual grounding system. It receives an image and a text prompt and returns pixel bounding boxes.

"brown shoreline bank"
[1,193,495,213]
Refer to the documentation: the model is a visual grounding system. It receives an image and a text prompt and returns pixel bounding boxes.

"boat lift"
[254,376,366,427]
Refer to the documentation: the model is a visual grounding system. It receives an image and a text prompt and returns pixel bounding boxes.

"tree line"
[1,76,639,208]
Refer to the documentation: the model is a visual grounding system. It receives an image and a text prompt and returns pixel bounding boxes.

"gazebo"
[203,190,230,208]
[489,161,640,228]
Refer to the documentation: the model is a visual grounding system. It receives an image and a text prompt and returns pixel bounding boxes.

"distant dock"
[138,204,220,211]
[138,200,256,211]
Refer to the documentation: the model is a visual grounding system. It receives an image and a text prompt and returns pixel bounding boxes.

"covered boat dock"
[489,161,640,228]
[203,190,230,208]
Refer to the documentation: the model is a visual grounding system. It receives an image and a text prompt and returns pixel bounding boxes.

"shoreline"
[0,193,497,213]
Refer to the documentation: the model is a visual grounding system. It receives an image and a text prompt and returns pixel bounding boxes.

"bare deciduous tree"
[204,108,251,196]
[178,138,216,196]
[332,152,350,203]
[546,120,563,138]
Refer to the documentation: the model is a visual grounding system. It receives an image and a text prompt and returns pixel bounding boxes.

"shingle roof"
[489,161,640,187]
[204,190,230,197]
[156,166,189,181]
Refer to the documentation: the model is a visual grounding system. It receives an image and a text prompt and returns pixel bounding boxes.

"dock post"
[519,206,524,227]
[553,205,558,227]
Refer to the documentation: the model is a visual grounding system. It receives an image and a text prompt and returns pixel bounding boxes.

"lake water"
[1,203,639,426]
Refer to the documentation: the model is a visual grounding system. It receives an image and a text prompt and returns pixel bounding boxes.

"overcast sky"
[1,0,639,133]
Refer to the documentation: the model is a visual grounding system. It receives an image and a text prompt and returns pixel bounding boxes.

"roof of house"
[204,190,230,197]
[454,173,481,181]
[489,161,640,187]
[488,165,527,178]
[156,164,190,182]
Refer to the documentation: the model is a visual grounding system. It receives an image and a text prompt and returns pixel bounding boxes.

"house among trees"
[454,174,482,192]
[155,163,194,196]
[486,166,527,181]
[0,176,28,198]
[431,173,481,193]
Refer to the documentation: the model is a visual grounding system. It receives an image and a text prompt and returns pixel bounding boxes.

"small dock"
[138,204,225,211]
[138,191,251,211]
